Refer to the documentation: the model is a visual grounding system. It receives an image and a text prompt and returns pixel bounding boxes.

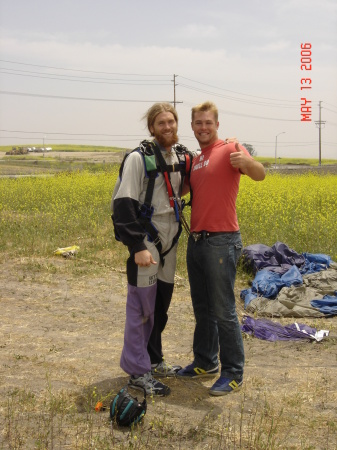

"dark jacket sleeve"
[112,151,147,254]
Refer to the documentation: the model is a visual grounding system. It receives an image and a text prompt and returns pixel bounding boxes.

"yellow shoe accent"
[229,380,240,390]
[194,368,207,375]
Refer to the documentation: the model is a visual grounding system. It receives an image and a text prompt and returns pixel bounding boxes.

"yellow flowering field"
[0,170,336,271]
[237,173,337,260]
[0,168,121,261]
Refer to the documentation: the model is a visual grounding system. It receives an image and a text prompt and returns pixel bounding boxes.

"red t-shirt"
[190,140,250,232]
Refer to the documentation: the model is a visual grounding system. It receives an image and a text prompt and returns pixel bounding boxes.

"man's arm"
[230,143,265,181]
[113,152,148,253]
[181,148,201,196]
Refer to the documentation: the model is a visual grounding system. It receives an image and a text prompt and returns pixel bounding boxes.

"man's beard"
[155,131,179,149]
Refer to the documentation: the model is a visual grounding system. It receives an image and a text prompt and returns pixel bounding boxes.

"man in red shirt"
[177,101,265,395]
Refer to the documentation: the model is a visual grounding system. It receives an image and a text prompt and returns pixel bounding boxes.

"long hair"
[143,103,178,136]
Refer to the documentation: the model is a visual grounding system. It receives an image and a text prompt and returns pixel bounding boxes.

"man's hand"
[230,143,250,170]
[134,249,157,267]
[224,137,238,144]
[230,142,265,181]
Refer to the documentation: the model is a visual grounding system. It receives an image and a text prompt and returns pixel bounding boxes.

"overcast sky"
[0,0,336,159]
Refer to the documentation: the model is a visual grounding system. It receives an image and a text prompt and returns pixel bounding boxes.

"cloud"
[175,24,219,40]
[279,0,337,12]
[253,39,291,53]
[0,34,231,76]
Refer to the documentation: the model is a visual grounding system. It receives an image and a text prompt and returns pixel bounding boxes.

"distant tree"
[242,143,256,157]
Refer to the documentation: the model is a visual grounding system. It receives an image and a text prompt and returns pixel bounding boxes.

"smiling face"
[150,111,178,151]
[191,110,219,149]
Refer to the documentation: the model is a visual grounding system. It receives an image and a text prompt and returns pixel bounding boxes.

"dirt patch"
[0,150,126,164]
[269,164,337,175]
[0,256,336,448]
[48,151,127,163]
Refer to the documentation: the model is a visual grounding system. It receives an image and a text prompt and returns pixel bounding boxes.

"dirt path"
[0,256,336,448]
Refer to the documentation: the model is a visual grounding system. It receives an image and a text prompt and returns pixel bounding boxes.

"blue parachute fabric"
[311,292,337,315]
[303,253,332,266]
[301,253,332,275]
[251,270,283,298]
[241,242,333,308]
[243,265,303,303]
[280,265,303,287]
[240,289,258,308]
[241,315,318,341]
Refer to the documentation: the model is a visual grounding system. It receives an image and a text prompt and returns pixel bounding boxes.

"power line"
[182,101,300,122]
[323,107,337,115]
[2,129,334,146]
[179,83,298,108]
[0,90,171,103]
[0,129,144,137]
[323,102,337,110]
[2,59,336,111]
[0,69,171,85]
[178,75,298,104]
[0,60,334,127]
[0,59,170,77]
[1,90,302,121]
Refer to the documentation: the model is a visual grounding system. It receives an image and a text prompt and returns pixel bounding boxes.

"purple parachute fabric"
[242,242,331,275]
[241,315,318,341]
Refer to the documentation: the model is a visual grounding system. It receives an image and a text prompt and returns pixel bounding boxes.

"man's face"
[150,111,178,150]
[191,110,219,149]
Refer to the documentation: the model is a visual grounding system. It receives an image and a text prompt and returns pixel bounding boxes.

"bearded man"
[112,103,192,396]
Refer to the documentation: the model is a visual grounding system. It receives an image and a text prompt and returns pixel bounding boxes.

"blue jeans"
[187,231,244,379]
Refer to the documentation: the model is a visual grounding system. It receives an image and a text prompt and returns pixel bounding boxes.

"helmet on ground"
[110,385,147,427]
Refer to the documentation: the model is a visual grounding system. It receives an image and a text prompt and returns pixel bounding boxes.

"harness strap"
[143,170,156,209]
[152,144,180,218]
[137,141,187,264]
[160,163,182,173]
[185,153,191,183]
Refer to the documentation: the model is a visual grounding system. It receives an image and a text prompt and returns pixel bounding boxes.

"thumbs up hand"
[229,142,266,181]
[230,142,250,171]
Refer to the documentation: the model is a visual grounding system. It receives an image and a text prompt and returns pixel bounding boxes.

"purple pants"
[120,284,157,375]
[120,235,177,376]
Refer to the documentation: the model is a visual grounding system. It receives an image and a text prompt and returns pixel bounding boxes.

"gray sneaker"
[128,371,171,396]
[151,361,182,377]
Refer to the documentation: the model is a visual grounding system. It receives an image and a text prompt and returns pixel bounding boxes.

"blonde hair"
[191,101,218,122]
[143,103,178,136]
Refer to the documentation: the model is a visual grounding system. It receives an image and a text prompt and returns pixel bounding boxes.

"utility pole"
[173,74,177,108]
[275,132,285,168]
[172,74,182,108]
[315,101,325,166]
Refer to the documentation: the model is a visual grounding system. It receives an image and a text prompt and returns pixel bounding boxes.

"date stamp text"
[300,43,312,122]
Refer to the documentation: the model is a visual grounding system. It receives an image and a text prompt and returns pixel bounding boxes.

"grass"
[2,373,336,449]
[0,167,336,274]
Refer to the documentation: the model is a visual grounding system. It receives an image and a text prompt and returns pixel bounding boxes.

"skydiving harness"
[113,140,192,266]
